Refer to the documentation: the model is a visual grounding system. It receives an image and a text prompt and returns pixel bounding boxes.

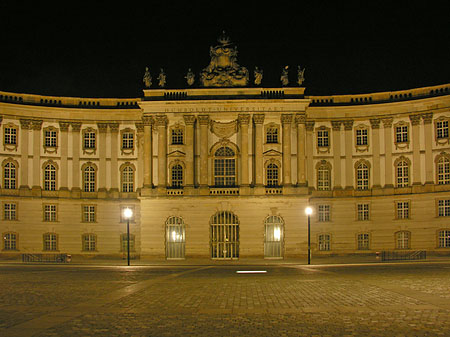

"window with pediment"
[435,116,450,145]
[43,161,58,191]
[316,160,331,191]
[355,160,370,190]
[265,124,279,144]
[316,126,330,153]
[43,126,58,153]
[170,125,184,145]
[355,124,369,152]
[120,128,135,155]
[169,161,184,188]
[436,153,450,185]
[394,121,409,149]
[2,158,18,189]
[82,127,97,154]
[120,163,135,192]
[3,123,19,151]
[394,156,410,188]
[265,160,280,187]
[82,162,97,192]
[213,145,237,187]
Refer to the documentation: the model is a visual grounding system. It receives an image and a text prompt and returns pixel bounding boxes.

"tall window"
[82,234,97,251]
[436,156,450,185]
[438,230,450,248]
[318,234,331,251]
[356,128,368,146]
[44,163,57,191]
[317,129,329,147]
[44,204,57,222]
[395,125,408,143]
[120,234,136,252]
[121,131,134,150]
[396,231,410,249]
[357,203,370,221]
[171,128,184,145]
[171,164,183,188]
[356,162,369,190]
[437,199,450,217]
[318,205,330,222]
[357,233,370,250]
[4,126,17,145]
[264,215,284,258]
[395,159,409,187]
[317,162,331,191]
[396,201,410,219]
[121,165,134,192]
[266,126,278,144]
[210,211,239,259]
[82,205,96,222]
[166,216,185,259]
[43,233,58,251]
[44,128,57,148]
[83,129,96,150]
[3,232,17,250]
[266,163,279,187]
[3,203,17,220]
[436,120,449,140]
[83,164,96,192]
[3,161,17,189]
[214,146,236,187]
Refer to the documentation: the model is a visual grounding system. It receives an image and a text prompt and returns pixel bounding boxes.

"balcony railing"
[209,187,240,195]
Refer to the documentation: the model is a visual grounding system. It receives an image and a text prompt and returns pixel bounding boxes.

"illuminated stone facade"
[1,37,450,261]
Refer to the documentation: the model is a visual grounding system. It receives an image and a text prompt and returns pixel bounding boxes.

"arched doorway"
[165,216,185,259]
[210,211,239,259]
[264,215,284,258]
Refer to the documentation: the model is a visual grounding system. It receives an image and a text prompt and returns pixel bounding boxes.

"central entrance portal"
[210,211,239,259]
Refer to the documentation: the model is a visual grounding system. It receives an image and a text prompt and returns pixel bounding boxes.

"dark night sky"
[0,2,448,98]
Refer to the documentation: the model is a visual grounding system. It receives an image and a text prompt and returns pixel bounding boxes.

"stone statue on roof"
[199,31,249,87]
[281,66,289,86]
[297,66,305,86]
[254,67,263,86]
[143,67,152,88]
[185,68,195,86]
[158,68,166,88]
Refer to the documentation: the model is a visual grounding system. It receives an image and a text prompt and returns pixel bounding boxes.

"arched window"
[120,164,135,192]
[264,215,284,258]
[266,163,280,187]
[317,161,331,191]
[171,164,183,188]
[82,164,96,192]
[210,211,239,259]
[213,146,236,187]
[166,216,185,259]
[395,231,410,249]
[3,160,17,189]
[43,163,57,191]
[395,158,410,187]
[356,161,370,190]
[436,155,450,185]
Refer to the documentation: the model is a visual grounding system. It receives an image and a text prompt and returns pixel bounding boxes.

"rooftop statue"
[158,68,166,88]
[185,68,195,86]
[297,66,305,86]
[281,66,289,86]
[200,31,249,87]
[143,67,152,88]
[254,66,263,86]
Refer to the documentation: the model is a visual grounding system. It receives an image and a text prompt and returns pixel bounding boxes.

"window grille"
[44,129,57,147]
[318,205,330,222]
[83,205,96,222]
[44,164,57,191]
[356,128,368,146]
[44,204,57,222]
[438,199,450,217]
[82,234,96,251]
[122,132,134,149]
[356,163,369,190]
[171,128,184,145]
[171,164,183,187]
[264,215,284,258]
[214,147,236,187]
[396,125,408,143]
[4,203,16,220]
[436,120,449,139]
[437,157,450,185]
[83,166,96,192]
[3,233,17,250]
[210,211,239,259]
[317,129,329,147]
[317,164,331,190]
[318,234,331,251]
[396,231,410,249]
[357,233,370,250]
[266,163,279,186]
[4,162,17,189]
[121,234,135,252]
[357,203,370,221]
[166,216,185,259]
[396,201,410,219]
[84,131,96,149]
[4,127,17,145]
[121,166,134,192]
[43,233,57,251]
[266,127,278,143]
[438,230,450,248]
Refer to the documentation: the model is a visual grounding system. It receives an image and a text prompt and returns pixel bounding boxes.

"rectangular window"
[44,204,57,222]
[121,234,136,252]
[44,129,57,147]
[436,120,449,139]
[396,125,408,143]
[4,203,17,220]
[266,127,278,144]
[396,201,410,219]
[438,230,450,248]
[357,233,370,250]
[82,234,96,251]
[317,129,329,147]
[438,199,450,217]
[356,129,368,146]
[318,205,330,222]
[357,203,370,221]
[4,127,17,145]
[171,129,183,145]
[3,233,17,250]
[396,231,410,249]
[43,233,58,251]
[122,132,134,149]
[318,234,331,251]
[84,131,96,149]
[82,205,96,222]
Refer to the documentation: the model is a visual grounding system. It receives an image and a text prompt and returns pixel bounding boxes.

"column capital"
[183,114,196,125]
[305,120,315,131]
[409,114,422,126]
[238,113,251,125]
[197,114,210,125]
[331,120,342,131]
[369,118,381,129]
[142,115,154,126]
[31,119,43,131]
[70,121,82,132]
[343,120,354,130]
[135,122,144,133]
[155,115,168,127]
[97,122,109,133]
[108,122,119,132]
[382,117,393,128]
[20,118,32,129]
[253,113,265,124]
[421,112,433,124]
[281,113,294,124]
[295,113,306,124]
[58,121,71,131]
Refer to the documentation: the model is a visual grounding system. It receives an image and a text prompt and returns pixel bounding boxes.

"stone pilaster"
[155,115,168,190]
[135,122,145,190]
[382,118,393,188]
[305,121,315,188]
[409,114,422,185]
[422,112,434,184]
[370,118,381,188]
[198,115,210,189]
[31,119,43,195]
[109,122,119,194]
[253,114,265,187]
[183,114,196,187]
[142,116,154,190]
[331,120,342,189]
[238,114,250,187]
[343,120,354,189]
[281,114,293,186]
[19,119,31,192]
[97,122,109,194]
[58,121,70,194]
[295,114,307,186]
[71,122,82,194]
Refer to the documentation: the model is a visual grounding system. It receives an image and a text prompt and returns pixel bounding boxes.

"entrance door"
[210,211,239,259]
[264,215,284,258]
[166,216,185,259]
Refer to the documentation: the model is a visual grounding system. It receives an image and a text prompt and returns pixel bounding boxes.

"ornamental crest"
[200,32,249,87]
[210,119,238,139]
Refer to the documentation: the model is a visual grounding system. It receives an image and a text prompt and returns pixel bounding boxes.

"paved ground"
[0,262,449,336]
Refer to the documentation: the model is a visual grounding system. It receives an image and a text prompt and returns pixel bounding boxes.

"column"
[183,114,196,187]
[409,114,422,185]
[109,122,119,193]
[97,122,108,193]
[31,119,43,194]
[19,119,31,191]
[59,121,70,192]
[71,122,82,192]
[253,114,265,186]
[305,121,315,187]
[382,118,393,187]
[370,118,381,188]
[135,122,145,189]
[296,114,307,186]
[142,116,153,189]
[281,114,293,185]
[422,113,434,184]
[198,115,210,188]
[155,115,168,189]
[343,120,354,189]
[331,120,342,189]
[238,114,250,187]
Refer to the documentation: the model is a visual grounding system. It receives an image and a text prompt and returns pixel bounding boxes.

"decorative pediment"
[263,149,282,157]
[167,150,186,158]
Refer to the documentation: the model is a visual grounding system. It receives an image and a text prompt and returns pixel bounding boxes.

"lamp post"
[123,208,133,266]
[305,206,312,265]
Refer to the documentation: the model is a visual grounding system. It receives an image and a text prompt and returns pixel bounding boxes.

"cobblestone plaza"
[1,261,449,336]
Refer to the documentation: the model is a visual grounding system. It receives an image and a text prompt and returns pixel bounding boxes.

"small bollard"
[376,251,380,260]
[66,254,72,263]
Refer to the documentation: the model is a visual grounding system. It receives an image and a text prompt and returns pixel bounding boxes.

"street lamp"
[123,207,133,266]
[305,206,313,265]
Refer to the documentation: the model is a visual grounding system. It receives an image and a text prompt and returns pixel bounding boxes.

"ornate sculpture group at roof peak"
[142,32,305,89]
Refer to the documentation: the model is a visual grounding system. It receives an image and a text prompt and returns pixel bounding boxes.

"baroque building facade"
[1,36,450,261]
